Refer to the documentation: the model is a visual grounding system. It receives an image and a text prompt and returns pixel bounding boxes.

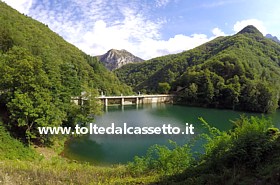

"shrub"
[128,140,193,176]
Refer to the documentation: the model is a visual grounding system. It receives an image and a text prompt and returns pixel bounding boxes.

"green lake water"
[64,104,280,165]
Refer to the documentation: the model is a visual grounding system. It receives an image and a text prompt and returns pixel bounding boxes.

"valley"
[0,1,280,184]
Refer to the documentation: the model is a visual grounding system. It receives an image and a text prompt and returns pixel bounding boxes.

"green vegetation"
[0,119,38,160]
[0,158,162,185]
[0,2,132,144]
[115,54,180,93]
[0,3,155,184]
[116,26,280,113]
[0,160,160,185]
[129,116,280,184]
[128,141,193,176]
[158,82,171,94]
[0,118,159,184]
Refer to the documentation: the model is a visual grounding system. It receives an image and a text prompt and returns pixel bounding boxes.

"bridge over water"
[97,94,175,106]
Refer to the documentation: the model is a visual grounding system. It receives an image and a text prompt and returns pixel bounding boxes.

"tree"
[202,70,214,104]
[0,27,14,52]
[158,82,171,94]
[239,80,278,113]
[66,88,102,127]
[0,47,65,143]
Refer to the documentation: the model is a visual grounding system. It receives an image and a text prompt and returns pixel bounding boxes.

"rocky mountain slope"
[97,49,144,70]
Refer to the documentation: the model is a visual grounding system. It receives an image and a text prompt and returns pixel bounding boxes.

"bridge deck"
[96,94,175,99]
[72,94,175,106]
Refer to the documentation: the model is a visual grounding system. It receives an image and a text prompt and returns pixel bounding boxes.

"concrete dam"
[96,94,175,106]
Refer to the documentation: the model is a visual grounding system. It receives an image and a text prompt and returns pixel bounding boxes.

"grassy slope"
[0,119,38,160]
[0,120,159,185]
[0,160,159,185]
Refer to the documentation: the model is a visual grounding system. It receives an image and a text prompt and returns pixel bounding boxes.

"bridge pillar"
[121,98,124,105]
[136,97,139,105]
[104,98,108,107]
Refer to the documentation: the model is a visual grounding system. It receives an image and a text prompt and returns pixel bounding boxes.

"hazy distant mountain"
[97,49,144,70]
[266,34,280,43]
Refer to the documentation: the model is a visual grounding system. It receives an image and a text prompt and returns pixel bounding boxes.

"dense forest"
[0,2,132,144]
[116,26,280,113]
[115,54,177,88]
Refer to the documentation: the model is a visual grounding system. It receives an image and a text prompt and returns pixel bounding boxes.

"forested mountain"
[97,49,144,70]
[116,25,280,113]
[115,53,180,88]
[0,2,132,143]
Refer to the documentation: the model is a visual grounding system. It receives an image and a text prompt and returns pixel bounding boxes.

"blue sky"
[3,0,280,59]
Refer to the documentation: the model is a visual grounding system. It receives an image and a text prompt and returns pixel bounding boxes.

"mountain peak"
[108,49,129,55]
[98,49,144,70]
[237,25,263,36]
[266,34,280,44]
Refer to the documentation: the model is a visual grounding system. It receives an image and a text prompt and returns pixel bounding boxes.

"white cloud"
[233,19,267,35]
[64,5,164,59]
[136,34,211,59]
[26,0,169,59]
[3,0,33,14]
[75,24,216,59]
[7,1,267,60]
[3,0,223,59]
[25,0,220,60]
[212,27,226,36]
